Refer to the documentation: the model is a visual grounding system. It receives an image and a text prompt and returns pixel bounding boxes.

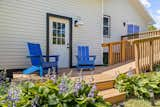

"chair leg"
[76,65,81,71]
[50,68,53,75]
[55,66,58,75]
[39,66,43,77]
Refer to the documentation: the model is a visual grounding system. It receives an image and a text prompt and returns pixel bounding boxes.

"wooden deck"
[13,61,135,82]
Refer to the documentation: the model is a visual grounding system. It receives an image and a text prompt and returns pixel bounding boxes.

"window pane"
[62,24,65,31]
[103,27,109,35]
[104,17,109,26]
[53,38,56,44]
[134,25,140,33]
[53,22,56,29]
[127,24,134,34]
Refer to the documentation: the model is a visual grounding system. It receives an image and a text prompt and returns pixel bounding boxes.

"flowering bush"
[0,74,110,107]
[115,72,160,99]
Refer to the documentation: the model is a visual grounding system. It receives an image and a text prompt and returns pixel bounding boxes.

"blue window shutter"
[127,24,134,34]
[134,25,140,33]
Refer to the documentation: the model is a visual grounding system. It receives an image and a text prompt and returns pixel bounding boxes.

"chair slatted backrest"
[27,43,44,66]
[78,46,89,62]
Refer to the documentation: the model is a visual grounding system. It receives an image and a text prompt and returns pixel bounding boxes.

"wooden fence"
[129,36,160,74]
[121,30,160,40]
[102,40,134,65]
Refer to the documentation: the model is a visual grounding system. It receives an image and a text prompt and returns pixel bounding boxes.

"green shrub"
[0,74,110,107]
[153,64,160,72]
[115,72,160,99]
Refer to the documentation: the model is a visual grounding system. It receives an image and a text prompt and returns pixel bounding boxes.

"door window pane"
[57,38,61,44]
[62,31,65,37]
[57,23,61,29]
[57,30,61,37]
[53,30,56,37]
[62,38,65,44]
[62,24,65,31]
[53,38,56,44]
[53,22,57,29]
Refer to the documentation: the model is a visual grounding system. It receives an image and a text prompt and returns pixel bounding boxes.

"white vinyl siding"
[0,0,103,69]
[103,0,149,42]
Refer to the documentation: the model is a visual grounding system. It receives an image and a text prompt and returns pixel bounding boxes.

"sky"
[140,0,160,29]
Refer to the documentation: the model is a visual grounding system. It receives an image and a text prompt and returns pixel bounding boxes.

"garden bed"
[0,70,110,107]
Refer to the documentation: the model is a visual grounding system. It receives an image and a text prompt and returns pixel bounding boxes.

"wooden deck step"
[98,88,126,104]
[96,80,114,91]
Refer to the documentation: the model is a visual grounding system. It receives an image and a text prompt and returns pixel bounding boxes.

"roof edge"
[137,0,156,24]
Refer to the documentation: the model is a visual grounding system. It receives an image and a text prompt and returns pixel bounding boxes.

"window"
[127,24,140,34]
[52,22,65,45]
[103,15,111,38]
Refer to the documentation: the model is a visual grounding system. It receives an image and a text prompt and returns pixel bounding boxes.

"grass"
[124,99,160,107]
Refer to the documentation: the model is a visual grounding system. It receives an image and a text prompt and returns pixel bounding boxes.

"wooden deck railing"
[129,35,160,74]
[102,40,134,65]
[121,30,160,40]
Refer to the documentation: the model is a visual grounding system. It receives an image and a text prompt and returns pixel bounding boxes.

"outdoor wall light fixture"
[74,17,84,27]
[123,22,126,27]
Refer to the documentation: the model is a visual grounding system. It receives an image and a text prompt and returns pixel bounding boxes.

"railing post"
[109,43,113,65]
[134,43,140,74]
[150,40,154,71]
[121,40,126,62]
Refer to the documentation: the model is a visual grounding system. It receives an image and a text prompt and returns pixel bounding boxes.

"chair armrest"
[27,55,41,58]
[76,55,96,61]
[43,55,59,62]
[75,55,81,60]
[89,55,96,60]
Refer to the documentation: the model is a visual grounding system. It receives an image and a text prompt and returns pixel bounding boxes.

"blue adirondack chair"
[23,43,59,77]
[76,46,96,70]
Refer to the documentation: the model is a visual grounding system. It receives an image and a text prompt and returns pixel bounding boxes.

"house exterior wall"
[0,0,103,69]
[103,0,149,43]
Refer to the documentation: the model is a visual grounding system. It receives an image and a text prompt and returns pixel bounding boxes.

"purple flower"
[8,87,21,102]
[50,74,57,84]
[74,81,82,96]
[88,84,96,98]
[31,96,39,107]
[58,79,68,94]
